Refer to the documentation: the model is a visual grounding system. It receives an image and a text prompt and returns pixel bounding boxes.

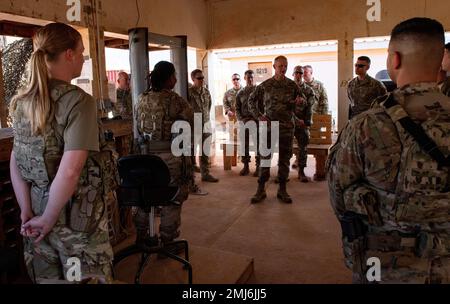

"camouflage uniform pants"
[294,127,310,168]
[133,152,189,242]
[191,132,212,178]
[240,123,261,166]
[258,127,294,183]
[24,187,113,283]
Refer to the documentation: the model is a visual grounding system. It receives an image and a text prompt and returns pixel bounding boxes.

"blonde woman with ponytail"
[9,23,113,283]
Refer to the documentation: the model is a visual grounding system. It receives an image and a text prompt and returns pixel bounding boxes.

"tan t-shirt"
[50,79,99,152]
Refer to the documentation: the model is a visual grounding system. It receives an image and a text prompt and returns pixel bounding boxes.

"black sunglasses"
[355,64,367,68]
[294,71,304,75]
[232,78,240,81]
[196,76,205,80]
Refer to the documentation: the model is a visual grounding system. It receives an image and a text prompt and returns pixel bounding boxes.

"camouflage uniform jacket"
[114,88,133,119]
[248,76,301,129]
[439,76,450,97]
[135,89,193,141]
[294,81,317,127]
[188,86,212,124]
[235,85,257,122]
[135,89,193,200]
[327,83,450,281]
[305,79,328,115]
[347,75,387,118]
[223,87,242,115]
[11,80,116,276]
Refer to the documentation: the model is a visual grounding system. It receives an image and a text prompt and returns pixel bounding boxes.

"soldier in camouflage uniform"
[327,18,450,284]
[112,72,133,156]
[292,66,316,182]
[134,61,193,246]
[223,73,242,120]
[9,23,115,283]
[223,74,241,161]
[235,70,258,177]
[347,56,387,119]
[303,65,329,115]
[439,43,450,97]
[188,69,219,183]
[248,56,302,204]
[113,72,133,120]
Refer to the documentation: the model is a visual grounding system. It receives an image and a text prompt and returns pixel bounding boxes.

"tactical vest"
[135,90,191,199]
[381,95,450,226]
[136,90,176,153]
[12,83,119,233]
[336,93,450,282]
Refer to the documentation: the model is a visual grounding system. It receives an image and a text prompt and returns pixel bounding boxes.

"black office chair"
[113,154,192,284]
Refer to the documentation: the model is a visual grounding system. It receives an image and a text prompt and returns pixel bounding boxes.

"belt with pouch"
[366,231,450,258]
[146,140,172,153]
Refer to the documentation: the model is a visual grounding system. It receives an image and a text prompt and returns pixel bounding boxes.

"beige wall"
[0,0,208,49]
[208,0,450,49]
[102,0,208,49]
[207,0,450,130]
[2,0,447,128]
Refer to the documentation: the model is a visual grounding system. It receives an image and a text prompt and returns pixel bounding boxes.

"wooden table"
[306,144,331,181]
[101,118,133,157]
[220,141,239,171]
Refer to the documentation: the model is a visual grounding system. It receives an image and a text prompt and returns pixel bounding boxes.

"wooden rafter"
[0,20,41,38]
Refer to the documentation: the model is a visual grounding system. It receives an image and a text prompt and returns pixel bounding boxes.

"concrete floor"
[178,154,352,284]
[114,153,351,284]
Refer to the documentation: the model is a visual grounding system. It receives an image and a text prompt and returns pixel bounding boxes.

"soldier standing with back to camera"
[327,17,450,284]
[10,23,115,283]
[134,61,193,250]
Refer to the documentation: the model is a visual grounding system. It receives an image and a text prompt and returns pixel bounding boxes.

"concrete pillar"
[0,50,6,128]
[337,34,354,132]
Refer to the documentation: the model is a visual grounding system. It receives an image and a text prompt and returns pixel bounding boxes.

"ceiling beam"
[0,20,41,38]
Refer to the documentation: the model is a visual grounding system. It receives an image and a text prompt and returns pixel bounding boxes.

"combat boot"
[240,163,250,176]
[298,167,311,183]
[251,182,267,204]
[190,183,208,196]
[277,182,292,204]
[274,176,290,184]
[253,166,260,177]
[202,174,219,183]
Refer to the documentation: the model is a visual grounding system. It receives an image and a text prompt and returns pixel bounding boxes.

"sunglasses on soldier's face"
[355,64,367,68]
[294,71,304,75]
[196,76,205,80]
[232,78,240,81]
